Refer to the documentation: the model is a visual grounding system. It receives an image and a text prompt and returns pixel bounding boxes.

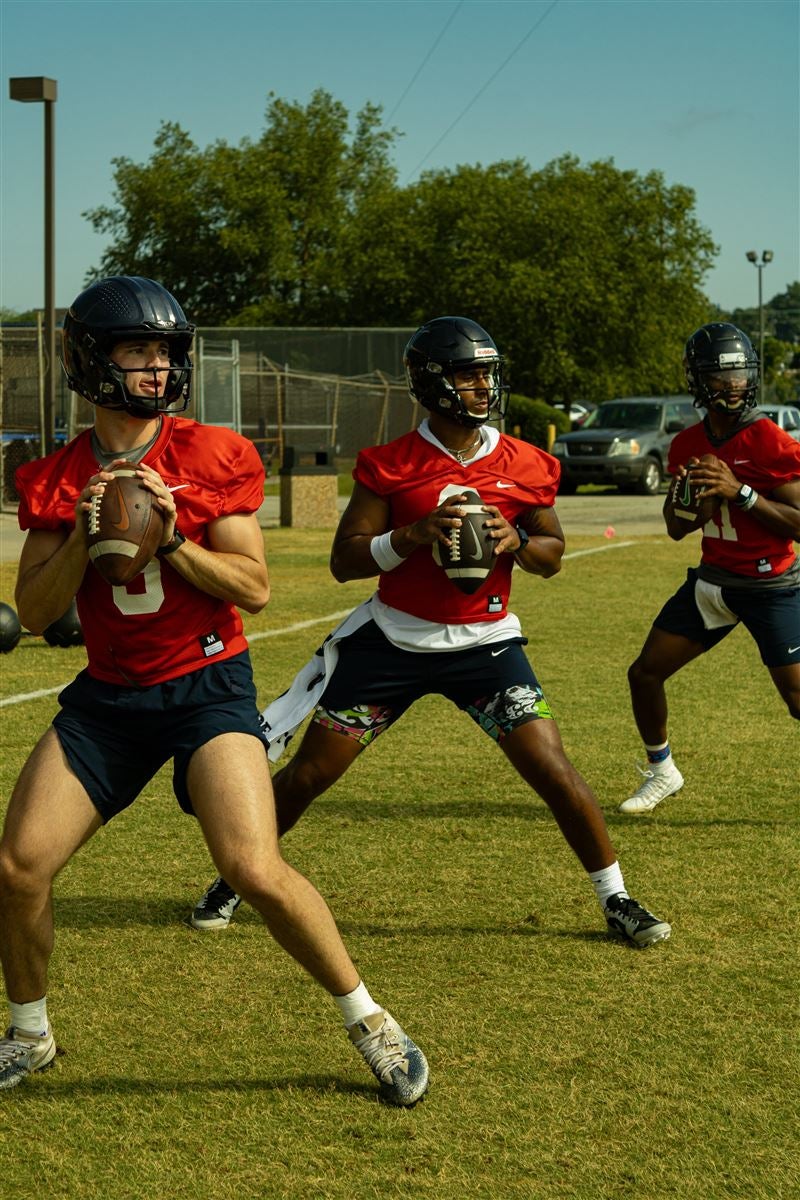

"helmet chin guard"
[62,276,195,418]
[684,323,759,415]
[404,316,509,428]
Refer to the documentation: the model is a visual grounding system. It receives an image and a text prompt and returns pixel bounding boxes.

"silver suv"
[551,395,700,495]
[759,404,800,441]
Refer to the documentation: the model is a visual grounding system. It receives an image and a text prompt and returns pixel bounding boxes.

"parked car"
[550,400,597,428]
[550,395,701,495]
[759,404,800,441]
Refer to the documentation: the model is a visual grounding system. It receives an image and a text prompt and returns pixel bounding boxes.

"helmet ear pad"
[61,276,194,418]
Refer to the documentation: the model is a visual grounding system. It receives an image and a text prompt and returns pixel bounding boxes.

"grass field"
[0,528,797,1199]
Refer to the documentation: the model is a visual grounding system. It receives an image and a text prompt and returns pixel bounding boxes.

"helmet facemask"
[415,356,508,428]
[80,334,193,419]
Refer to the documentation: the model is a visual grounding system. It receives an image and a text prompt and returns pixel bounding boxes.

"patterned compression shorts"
[312,619,553,747]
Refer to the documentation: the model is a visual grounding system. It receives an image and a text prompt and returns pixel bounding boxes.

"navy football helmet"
[684,323,759,414]
[62,276,194,419]
[404,316,509,428]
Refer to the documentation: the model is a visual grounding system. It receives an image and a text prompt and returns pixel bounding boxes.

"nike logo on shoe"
[496,481,516,489]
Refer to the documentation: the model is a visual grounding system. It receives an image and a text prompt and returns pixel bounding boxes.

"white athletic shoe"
[0,1026,56,1090]
[619,760,684,814]
[348,1010,429,1107]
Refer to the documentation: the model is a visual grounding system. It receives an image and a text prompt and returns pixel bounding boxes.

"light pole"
[745,249,773,405]
[9,76,58,455]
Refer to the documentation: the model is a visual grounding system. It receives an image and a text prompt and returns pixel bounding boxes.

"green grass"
[0,531,797,1199]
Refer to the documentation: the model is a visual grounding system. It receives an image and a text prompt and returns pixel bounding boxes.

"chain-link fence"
[0,325,419,508]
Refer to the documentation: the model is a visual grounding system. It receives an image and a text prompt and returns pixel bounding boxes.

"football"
[434,489,496,594]
[669,454,723,530]
[85,468,164,586]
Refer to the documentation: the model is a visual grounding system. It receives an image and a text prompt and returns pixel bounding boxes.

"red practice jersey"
[356,430,560,623]
[16,417,265,685]
[669,416,800,579]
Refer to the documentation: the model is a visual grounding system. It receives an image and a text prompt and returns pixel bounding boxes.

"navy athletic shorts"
[315,619,553,745]
[52,650,265,822]
[654,567,800,668]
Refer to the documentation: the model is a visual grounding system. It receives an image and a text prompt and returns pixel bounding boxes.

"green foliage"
[85,90,718,402]
[729,281,800,346]
[506,393,569,448]
[0,529,796,1199]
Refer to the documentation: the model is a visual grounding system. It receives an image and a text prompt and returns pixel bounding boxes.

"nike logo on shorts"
[491,646,510,656]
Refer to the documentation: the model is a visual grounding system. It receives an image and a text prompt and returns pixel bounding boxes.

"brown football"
[85,468,164,586]
[670,454,723,530]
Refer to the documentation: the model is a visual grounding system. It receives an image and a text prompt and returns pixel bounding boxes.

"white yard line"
[0,542,637,708]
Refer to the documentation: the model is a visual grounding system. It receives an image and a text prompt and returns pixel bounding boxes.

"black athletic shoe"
[191,877,242,930]
[604,894,671,948]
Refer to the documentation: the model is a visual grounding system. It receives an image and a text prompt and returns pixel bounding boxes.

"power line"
[385,1,465,124]
[403,0,561,183]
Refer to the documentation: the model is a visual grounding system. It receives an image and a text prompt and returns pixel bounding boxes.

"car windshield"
[581,403,662,431]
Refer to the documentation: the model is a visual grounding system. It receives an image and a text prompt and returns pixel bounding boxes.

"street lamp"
[9,76,58,455]
[745,249,773,405]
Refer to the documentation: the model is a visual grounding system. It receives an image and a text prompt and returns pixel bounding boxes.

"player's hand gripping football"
[133,461,178,546]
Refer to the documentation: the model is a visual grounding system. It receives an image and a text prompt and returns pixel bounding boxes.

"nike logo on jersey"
[167,484,188,492]
[491,646,510,656]
[496,481,516,489]
[734,459,750,465]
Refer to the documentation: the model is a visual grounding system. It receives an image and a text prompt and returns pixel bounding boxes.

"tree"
[85,90,718,399]
[84,91,400,325]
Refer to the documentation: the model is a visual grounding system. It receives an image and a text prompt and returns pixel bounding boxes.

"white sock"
[333,981,382,1028]
[588,862,629,908]
[9,997,49,1037]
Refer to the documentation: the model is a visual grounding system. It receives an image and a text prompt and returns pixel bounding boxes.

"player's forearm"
[15,529,88,634]
[161,539,270,613]
[515,535,563,578]
[745,495,800,542]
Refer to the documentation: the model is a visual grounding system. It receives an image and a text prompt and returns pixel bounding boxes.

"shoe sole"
[190,915,233,930]
[608,922,672,949]
[618,781,683,815]
[0,1045,57,1089]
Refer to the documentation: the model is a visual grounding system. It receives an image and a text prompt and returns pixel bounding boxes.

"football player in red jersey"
[194,316,671,950]
[0,277,429,1105]
[621,323,800,814]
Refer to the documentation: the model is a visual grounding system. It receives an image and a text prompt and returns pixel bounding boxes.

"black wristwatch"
[157,527,186,557]
[514,525,530,554]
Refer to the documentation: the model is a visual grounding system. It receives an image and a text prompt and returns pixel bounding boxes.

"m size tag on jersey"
[487,594,503,613]
[200,631,225,657]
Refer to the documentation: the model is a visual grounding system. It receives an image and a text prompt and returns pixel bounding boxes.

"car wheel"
[636,456,662,495]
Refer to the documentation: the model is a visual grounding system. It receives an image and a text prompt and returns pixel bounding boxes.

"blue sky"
[1,0,797,315]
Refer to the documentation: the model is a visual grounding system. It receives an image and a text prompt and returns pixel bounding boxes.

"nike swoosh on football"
[464,523,483,561]
[108,489,130,532]
[491,646,510,656]
[496,481,516,489]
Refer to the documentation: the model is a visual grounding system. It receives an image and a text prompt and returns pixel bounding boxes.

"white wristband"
[370,532,404,571]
